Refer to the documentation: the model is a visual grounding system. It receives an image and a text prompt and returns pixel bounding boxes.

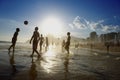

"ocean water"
[0,42,120,80]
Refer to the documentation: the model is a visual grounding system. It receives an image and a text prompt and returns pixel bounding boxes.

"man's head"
[67,32,70,36]
[41,34,43,37]
[16,28,20,32]
[35,27,38,31]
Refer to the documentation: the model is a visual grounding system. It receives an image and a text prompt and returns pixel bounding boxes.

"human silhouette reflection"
[29,57,37,80]
[64,54,69,80]
[8,51,17,75]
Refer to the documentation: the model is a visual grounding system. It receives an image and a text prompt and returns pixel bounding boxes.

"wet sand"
[0,43,120,80]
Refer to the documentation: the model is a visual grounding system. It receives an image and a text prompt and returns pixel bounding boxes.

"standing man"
[30,27,40,57]
[62,40,65,52]
[39,34,44,53]
[8,28,20,52]
[45,37,49,51]
[65,32,71,54]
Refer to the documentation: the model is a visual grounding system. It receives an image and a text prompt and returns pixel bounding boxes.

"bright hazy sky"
[0,0,120,42]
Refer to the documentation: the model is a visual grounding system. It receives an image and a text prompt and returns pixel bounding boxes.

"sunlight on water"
[40,45,58,73]
[44,47,55,57]
[41,60,54,73]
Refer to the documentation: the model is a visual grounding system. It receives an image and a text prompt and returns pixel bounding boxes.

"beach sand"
[0,42,120,80]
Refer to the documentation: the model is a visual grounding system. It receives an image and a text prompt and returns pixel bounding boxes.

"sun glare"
[40,16,63,37]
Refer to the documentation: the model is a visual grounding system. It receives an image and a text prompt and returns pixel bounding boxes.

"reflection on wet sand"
[40,46,57,73]
[4,44,120,80]
[64,54,69,80]
[8,51,17,75]
[7,45,72,80]
[29,57,37,80]
[35,45,71,80]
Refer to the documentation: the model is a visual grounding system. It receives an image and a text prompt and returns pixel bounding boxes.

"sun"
[40,16,63,37]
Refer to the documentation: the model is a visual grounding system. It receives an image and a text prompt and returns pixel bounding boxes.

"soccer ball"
[24,21,28,25]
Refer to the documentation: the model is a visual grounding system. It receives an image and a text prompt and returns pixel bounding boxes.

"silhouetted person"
[107,44,110,54]
[62,40,65,52]
[39,34,44,53]
[105,42,110,54]
[65,32,71,54]
[45,37,49,51]
[30,27,40,57]
[75,43,79,49]
[8,28,20,52]
[90,43,93,49]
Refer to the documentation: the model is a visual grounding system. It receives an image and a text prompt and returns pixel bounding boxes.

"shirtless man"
[65,32,71,54]
[30,27,40,57]
[8,28,20,52]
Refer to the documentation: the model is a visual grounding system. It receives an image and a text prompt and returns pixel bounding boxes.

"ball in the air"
[24,21,28,25]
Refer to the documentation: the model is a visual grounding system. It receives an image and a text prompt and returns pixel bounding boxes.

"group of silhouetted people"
[8,27,71,57]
